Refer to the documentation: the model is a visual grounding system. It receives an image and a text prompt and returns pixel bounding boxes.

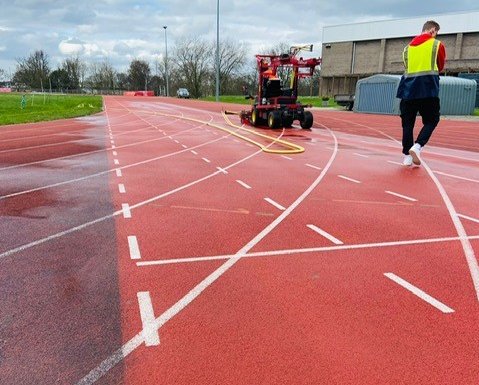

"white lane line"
[387,160,403,166]
[116,169,122,177]
[306,224,343,245]
[264,197,286,211]
[174,140,179,144]
[354,153,369,158]
[305,163,322,171]
[191,150,198,155]
[110,140,115,144]
[113,159,119,165]
[338,175,361,184]
[385,190,418,202]
[202,157,211,163]
[137,234,479,267]
[181,144,188,149]
[111,145,116,149]
[458,213,479,224]
[127,236,141,260]
[434,171,479,184]
[118,184,126,194]
[122,203,131,219]
[281,155,293,160]
[112,151,118,156]
[136,292,161,346]
[216,167,228,174]
[384,273,454,313]
[236,180,252,189]
[168,136,172,139]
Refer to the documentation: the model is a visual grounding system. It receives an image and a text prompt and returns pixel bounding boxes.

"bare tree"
[0,68,6,82]
[13,50,50,89]
[86,60,116,93]
[213,38,248,95]
[175,36,213,98]
[61,56,86,90]
[128,59,151,91]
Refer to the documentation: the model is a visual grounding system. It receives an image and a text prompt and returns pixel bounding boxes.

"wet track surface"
[0,97,478,384]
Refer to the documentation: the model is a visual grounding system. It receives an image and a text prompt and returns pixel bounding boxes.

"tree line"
[2,38,320,97]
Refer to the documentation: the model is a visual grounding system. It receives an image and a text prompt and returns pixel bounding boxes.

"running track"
[0,96,478,385]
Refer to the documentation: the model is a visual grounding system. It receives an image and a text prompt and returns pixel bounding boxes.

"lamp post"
[215,0,220,102]
[163,25,169,97]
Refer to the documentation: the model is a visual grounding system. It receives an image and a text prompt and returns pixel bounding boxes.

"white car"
[176,88,190,98]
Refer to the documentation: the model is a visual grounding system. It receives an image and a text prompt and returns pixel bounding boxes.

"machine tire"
[251,108,261,126]
[267,110,281,129]
[300,111,313,129]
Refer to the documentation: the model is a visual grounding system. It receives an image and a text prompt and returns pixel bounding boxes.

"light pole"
[215,0,220,102]
[163,25,169,97]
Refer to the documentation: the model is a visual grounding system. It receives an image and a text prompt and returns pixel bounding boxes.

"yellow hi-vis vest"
[403,38,440,78]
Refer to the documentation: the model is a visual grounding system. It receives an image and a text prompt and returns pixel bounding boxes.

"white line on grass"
[384,273,454,313]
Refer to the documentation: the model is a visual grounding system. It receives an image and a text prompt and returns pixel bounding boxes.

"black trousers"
[400,97,440,155]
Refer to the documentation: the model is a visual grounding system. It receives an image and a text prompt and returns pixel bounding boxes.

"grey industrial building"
[319,10,479,97]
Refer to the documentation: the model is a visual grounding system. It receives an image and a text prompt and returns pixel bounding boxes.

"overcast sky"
[1,0,478,76]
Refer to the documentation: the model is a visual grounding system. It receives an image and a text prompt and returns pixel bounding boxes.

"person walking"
[396,20,446,166]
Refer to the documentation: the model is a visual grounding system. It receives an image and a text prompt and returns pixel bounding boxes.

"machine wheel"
[251,108,260,126]
[282,112,294,128]
[267,110,281,129]
[300,111,313,129]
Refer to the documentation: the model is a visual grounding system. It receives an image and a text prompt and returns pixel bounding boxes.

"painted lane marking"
[202,157,211,163]
[118,184,126,194]
[338,175,361,184]
[387,160,403,166]
[281,155,293,160]
[136,292,161,346]
[458,213,479,224]
[216,167,228,174]
[190,150,198,155]
[113,159,119,165]
[168,136,172,139]
[137,234,479,267]
[111,145,116,149]
[174,140,179,144]
[305,163,322,171]
[434,171,479,184]
[384,273,454,313]
[264,197,286,211]
[113,151,118,156]
[385,190,418,202]
[236,180,252,189]
[353,153,369,158]
[307,224,343,245]
[181,144,188,149]
[127,236,141,260]
[122,203,131,219]
[116,169,122,177]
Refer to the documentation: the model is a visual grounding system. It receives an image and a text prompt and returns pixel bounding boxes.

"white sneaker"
[403,154,413,166]
[408,143,422,165]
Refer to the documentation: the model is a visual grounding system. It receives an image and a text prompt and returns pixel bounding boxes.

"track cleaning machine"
[239,45,320,129]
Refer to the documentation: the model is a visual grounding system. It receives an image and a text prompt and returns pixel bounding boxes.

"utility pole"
[215,0,220,101]
[163,26,169,97]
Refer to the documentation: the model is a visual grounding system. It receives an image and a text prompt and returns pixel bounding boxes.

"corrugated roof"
[323,10,479,43]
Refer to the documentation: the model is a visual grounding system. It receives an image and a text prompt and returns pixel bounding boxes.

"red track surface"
[1,96,478,385]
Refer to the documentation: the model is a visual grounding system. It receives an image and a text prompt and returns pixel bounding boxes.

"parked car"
[176,88,190,98]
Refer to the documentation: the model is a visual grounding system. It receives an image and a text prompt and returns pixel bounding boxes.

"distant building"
[320,10,479,97]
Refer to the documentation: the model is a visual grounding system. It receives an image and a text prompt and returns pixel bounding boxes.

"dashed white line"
[458,213,479,224]
[305,163,322,171]
[191,150,198,155]
[236,180,252,189]
[127,236,141,260]
[307,224,343,245]
[111,145,116,149]
[174,140,179,144]
[216,167,228,174]
[354,153,369,158]
[202,157,211,163]
[387,160,404,166]
[338,175,361,184]
[384,273,454,313]
[136,292,161,346]
[113,159,119,165]
[181,144,188,149]
[112,151,118,156]
[264,197,286,211]
[116,169,122,177]
[122,203,131,219]
[281,155,293,160]
[434,171,479,184]
[385,190,418,202]
[118,184,126,193]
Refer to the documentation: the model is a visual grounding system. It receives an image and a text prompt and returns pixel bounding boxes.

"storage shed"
[458,73,479,107]
[353,75,477,115]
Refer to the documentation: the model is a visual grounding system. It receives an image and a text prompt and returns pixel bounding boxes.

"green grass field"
[0,93,103,126]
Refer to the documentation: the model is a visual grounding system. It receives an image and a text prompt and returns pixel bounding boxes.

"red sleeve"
[437,42,446,72]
